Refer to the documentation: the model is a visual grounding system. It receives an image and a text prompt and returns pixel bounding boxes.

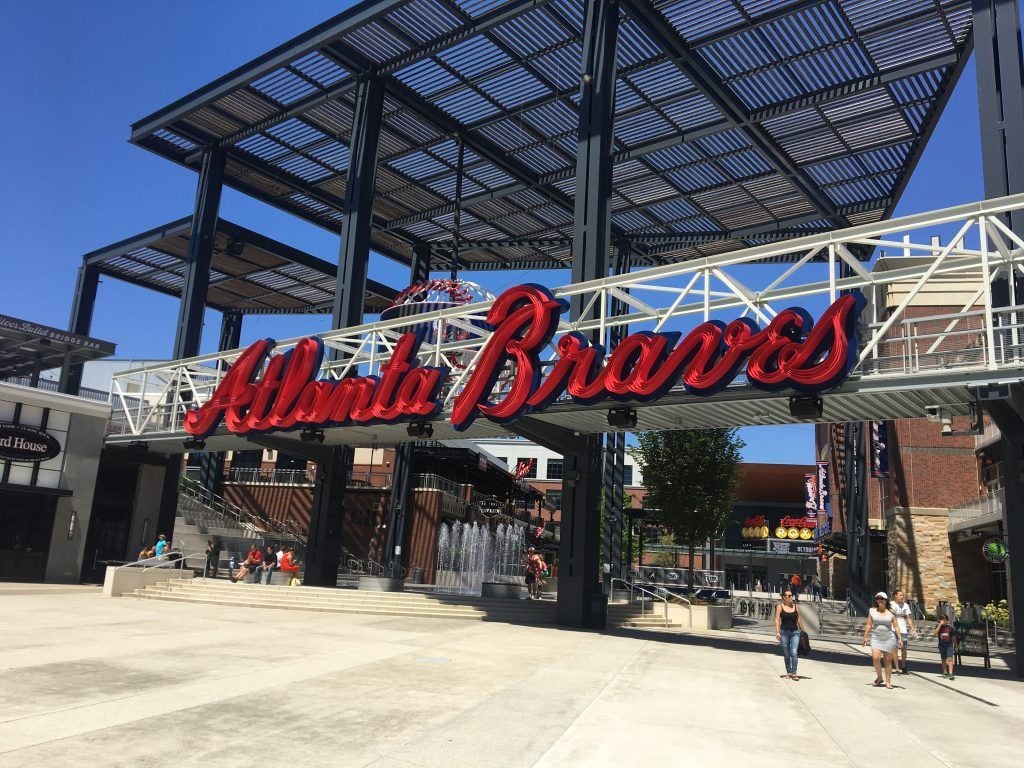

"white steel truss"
[106,195,1024,451]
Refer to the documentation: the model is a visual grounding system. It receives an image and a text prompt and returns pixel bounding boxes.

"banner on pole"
[871,421,889,478]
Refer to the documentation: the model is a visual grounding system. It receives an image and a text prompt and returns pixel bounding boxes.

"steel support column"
[197,311,244,496]
[556,0,618,630]
[384,244,431,576]
[981,388,1024,678]
[602,243,630,585]
[173,148,225,361]
[58,261,100,395]
[975,0,1024,674]
[158,147,226,541]
[844,422,870,614]
[974,0,1024,236]
[307,75,385,587]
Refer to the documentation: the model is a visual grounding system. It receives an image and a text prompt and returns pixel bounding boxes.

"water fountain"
[434,520,527,597]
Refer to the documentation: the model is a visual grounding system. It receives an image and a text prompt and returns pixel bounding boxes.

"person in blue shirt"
[154,534,168,559]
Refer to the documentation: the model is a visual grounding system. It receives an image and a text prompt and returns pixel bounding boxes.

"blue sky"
[0,2,990,463]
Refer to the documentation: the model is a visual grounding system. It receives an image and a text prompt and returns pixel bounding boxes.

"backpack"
[938,624,954,643]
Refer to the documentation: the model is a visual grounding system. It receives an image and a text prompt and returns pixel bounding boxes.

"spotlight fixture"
[607,408,638,429]
[183,436,206,451]
[788,396,823,419]
[300,428,325,443]
[225,238,245,256]
[407,422,434,439]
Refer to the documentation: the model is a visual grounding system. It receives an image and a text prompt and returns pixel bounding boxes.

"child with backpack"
[933,614,956,680]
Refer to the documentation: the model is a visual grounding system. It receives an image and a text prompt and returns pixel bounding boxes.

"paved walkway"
[1,586,1020,767]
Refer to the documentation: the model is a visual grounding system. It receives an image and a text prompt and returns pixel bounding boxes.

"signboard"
[982,538,1008,563]
[0,422,61,462]
[773,515,816,540]
[0,314,116,354]
[740,514,770,540]
[871,421,889,477]
[769,540,819,556]
[184,285,864,438]
[954,621,991,668]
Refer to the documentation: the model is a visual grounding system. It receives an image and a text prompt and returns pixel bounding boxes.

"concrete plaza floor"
[1,584,1021,768]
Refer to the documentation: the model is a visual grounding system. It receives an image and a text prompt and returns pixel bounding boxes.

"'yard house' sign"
[185,284,864,438]
[0,423,61,462]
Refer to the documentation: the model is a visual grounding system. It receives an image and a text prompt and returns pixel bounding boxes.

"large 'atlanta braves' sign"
[184,284,863,438]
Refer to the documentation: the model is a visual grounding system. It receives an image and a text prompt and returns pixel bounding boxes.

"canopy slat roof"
[130,0,973,268]
[83,218,398,315]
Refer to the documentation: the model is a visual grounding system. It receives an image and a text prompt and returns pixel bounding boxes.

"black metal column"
[557,0,618,630]
[59,261,100,395]
[307,75,385,587]
[157,147,226,542]
[217,310,243,353]
[975,0,1024,234]
[173,148,225,361]
[975,0,1024,676]
[384,244,430,576]
[602,243,629,584]
[844,422,870,613]
[197,311,244,496]
[982,390,1024,677]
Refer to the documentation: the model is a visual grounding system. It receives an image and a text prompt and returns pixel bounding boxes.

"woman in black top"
[774,590,806,680]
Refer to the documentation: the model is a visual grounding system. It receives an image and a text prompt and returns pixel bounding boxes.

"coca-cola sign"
[0,423,61,462]
[185,284,863,438]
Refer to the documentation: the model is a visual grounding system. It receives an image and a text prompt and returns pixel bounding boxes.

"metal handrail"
[609,577,679,628]
[179,476,308,545]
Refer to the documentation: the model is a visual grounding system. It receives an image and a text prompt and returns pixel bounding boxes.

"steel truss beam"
[106,194,1024,445]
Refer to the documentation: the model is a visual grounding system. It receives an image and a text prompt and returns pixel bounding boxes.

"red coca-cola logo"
[184,284,863,437]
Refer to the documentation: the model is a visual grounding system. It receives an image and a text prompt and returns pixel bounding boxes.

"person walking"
[260,544,277,585]
[789,573,803,600]
[774,589,806,680]
[932,614,956,680]
[754,578,763,593]
[862,591,902,688]
[524,547,544,600]
[154,534,169,560]
[890,589,916,674]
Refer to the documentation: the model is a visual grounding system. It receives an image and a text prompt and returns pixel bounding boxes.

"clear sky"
[0,1,991,464]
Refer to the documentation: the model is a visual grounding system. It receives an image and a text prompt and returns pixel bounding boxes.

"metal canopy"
[83,217,398,315]
[129,0,973,271]
[0,315,115,380]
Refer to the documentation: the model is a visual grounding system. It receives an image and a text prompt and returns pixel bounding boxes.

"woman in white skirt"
[861,591,903,688]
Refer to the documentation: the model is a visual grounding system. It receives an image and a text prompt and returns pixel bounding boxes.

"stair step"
[135,590,556,623]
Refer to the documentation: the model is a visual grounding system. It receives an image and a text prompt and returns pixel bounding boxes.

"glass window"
[521,459,537,479]
[495,457,507,466]
[547,490,562,510]
[622,465,633,485]
[546,459,563,480]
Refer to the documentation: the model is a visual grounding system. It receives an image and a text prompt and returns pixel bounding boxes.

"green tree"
[630,429,744,589]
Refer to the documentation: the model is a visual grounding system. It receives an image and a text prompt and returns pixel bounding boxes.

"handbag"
[797,630,811,657]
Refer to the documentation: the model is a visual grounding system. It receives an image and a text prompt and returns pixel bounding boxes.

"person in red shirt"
[232,545,262,583]
[280,546,301,586]
[789,573,803,601]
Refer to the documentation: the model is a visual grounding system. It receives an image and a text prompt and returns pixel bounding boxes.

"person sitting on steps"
[280,546,301,586]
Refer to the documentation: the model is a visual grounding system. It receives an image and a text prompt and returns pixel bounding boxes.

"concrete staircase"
[607,601,682,629]
[131,578,558,624]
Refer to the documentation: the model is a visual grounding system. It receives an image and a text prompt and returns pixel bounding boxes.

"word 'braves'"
[184,284,862,437]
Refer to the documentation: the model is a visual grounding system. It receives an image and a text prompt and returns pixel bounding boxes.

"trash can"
[410,566,423,584]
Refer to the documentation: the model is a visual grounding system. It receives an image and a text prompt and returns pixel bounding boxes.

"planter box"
[481,581,526,599]
[358,575,404,592]
[686,604,733,630]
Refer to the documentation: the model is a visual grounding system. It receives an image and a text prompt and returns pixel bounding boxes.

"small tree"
[631,429,744,589]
